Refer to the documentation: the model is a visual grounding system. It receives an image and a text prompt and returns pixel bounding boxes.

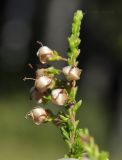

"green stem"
[68,107,76,156]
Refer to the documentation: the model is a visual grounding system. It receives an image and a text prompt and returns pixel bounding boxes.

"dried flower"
[51,89,68,106]
[26,107,48,125]
[37,46,53,64]
[62,66,81,81]
[35,76,53,93]
[30,86,43,104]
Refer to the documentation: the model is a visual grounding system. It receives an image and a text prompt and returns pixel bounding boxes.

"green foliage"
[68,10,83,66]
[47,67,61,75]
[73,100,82,112]
[43,95,52,103]
[69,87,78,103]
[99,152,109,160]
[60,115,69,122]
[78,129,109,160]
[49,50,63,61]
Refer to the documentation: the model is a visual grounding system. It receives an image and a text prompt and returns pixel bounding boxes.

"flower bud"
[62,66,81,81]
[30,86,43,104]
[35,76,53,93]
[37,46,53,64]
[26,107,48,125]
[51,89,68,106]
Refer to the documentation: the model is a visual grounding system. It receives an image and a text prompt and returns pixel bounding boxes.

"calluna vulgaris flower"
[35,76,53,93]
[26,107,48,125]
[62,66,81,81]
[51,89,68,106]
[30,86,43,104]
[37,46,54,64]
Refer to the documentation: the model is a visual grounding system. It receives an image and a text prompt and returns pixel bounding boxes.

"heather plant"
[24,10,109,160]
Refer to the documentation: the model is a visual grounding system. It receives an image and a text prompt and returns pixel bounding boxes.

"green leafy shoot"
[68,10,83,66]
[49,50,67,62]
[47,67,61,75]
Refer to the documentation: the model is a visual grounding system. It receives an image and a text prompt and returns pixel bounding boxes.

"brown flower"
[51,89,68,106]
[30,86,43,103]
[26,107,48,125]
[35,76,53,93]
[62,66,81,81]
[37,46,53,64]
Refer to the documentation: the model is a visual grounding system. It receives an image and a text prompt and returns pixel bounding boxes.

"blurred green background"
[0,0,122,160]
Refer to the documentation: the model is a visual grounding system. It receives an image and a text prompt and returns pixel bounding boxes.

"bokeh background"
[0,0,122,160]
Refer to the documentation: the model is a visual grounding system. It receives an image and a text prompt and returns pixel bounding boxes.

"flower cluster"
[25,44,81,125]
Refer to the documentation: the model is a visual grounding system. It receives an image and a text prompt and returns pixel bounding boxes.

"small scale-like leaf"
[43,95,51,103]
[73,100,82,112]
[74,120,79,129]
[60,115,69,122]
[47,67,61,75]
[69,87,78,102]
[61,126,69,140]
[49,50,62,61]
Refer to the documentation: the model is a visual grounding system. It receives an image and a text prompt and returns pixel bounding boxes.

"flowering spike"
[24,10,109,160]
